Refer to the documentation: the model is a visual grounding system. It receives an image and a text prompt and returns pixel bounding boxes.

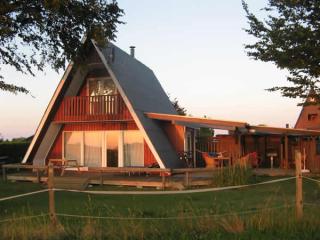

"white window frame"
[62,131,84,165]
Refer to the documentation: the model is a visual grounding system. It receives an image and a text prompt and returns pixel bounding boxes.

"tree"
[242,0,320,102]
[171,97,187,116]
[0,0,123,94]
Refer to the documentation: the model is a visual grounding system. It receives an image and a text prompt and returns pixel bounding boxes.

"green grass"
[0,177,320,239]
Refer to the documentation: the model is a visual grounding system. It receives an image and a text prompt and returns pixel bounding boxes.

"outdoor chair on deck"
[236,152,259,168]
[198,151,230,168]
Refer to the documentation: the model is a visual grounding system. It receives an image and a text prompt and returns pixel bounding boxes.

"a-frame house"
[23,40,187,169]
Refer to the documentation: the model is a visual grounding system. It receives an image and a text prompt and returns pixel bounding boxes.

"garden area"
[0,174,320,239]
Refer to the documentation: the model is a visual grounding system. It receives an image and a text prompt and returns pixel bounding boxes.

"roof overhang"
[145,112,320,137]
[145,113,248,131]
[248,125,320,136]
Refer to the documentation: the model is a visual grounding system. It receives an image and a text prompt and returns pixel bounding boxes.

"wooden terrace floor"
[5,170,213,190]
[4,167,312,190]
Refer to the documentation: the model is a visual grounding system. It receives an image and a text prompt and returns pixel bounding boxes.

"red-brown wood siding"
[63,122,138,131]
[47,131,63,161]
[79,83,88,97]
[162,122,185,152]
[144,140,157,166]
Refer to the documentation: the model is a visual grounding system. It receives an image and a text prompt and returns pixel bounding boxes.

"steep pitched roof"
[23,41,182,168]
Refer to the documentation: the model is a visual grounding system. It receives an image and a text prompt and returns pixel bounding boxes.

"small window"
[308,113,317,121]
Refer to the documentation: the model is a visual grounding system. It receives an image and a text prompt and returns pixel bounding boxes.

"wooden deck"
[5,164,318,190]
[5,171,213,190]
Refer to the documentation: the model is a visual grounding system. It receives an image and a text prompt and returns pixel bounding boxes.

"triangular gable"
[23,41,182,168]
[295,90,320,130]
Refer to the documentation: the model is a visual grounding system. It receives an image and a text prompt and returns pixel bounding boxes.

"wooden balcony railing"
[54,95,133,122]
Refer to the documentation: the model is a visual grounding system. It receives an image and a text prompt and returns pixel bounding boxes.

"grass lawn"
[0,176,320,239]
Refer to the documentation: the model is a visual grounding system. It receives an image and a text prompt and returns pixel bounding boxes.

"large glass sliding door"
[63,130,144,167]
[84,132,103,167]
[123,131,144,167]
[64,132,82,165]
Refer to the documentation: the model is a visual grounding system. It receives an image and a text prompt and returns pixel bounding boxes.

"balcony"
[54,95,133,122]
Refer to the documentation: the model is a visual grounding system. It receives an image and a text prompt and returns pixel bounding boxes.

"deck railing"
[54,95,133,122]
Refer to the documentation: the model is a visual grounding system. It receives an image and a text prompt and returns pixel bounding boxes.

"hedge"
[0,142,30,163]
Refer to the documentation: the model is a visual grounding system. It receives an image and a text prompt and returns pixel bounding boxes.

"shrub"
[0,142,30,163]
[212,164,253,187]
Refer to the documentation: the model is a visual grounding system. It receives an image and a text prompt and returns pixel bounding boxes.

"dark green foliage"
[0,138,31,162]
[199,127,214,137]
[0,0,124,94]
[243,0,320,102]
[171,97,187,115]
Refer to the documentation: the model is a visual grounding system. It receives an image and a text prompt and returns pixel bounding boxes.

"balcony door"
[88,77,118,115]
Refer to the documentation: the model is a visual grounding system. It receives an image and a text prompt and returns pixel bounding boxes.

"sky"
[0,0,302,140]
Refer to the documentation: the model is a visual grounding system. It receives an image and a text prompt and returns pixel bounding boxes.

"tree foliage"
[242,0,320,101]
[0,0,123,94]
[171,97,187,116]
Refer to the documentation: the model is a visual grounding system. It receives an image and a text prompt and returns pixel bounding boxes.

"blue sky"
[0,0,301,139]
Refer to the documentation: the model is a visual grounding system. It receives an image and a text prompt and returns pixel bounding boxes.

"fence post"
[161,173,166,190]
[185,171,190,187]
[100,170,103,186]
[36,168,40,183]
[2,167,6,181]
[48,163,57,227]
[295,150,303,220]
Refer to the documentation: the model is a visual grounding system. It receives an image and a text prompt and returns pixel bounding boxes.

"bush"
[0,142,30,163]
[212,164,253,187]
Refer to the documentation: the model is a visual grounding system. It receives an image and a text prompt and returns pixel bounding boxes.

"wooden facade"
[46,66,160,168]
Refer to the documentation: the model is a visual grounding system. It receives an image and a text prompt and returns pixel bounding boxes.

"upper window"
[88,77,116,96]
[308,113,317,121]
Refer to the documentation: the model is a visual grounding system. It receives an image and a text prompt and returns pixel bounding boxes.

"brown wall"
[162,122,185,152]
